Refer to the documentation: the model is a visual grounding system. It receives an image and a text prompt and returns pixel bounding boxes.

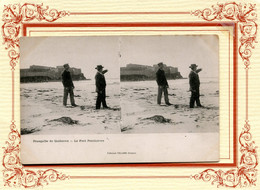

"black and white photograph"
[20,36,121,135]
[20,35,219,164]
[120,35,219,134]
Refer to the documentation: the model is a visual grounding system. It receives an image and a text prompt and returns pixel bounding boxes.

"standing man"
[95,65,109,109]
[62,63,77,107]
[189,64,203,108]
[156,62,172,106]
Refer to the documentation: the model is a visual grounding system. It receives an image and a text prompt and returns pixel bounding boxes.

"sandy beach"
[21,78,218,135]
[20,79,121,135]
[121,77,219,133]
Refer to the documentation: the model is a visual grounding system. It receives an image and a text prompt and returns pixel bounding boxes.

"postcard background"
[20,32,222,164]
[0,0,259,189]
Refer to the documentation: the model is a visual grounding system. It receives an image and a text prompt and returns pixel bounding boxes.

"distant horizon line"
[85,76,218,80]
[20,63,177,68]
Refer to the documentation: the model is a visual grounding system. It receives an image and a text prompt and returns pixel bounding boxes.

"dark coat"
[95,72,106,92]
[62,70,74,88]
[156,69,168,86]
[189,71,200,91]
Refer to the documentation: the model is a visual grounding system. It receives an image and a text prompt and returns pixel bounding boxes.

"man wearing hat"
[62,63,77,107]
[156,62,172,105]
[189,64,203,108]
[95,65,109,109]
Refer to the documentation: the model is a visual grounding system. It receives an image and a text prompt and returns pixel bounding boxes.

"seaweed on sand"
[143,115,171,123]
[50,117,79,125]
[21,128,40,135]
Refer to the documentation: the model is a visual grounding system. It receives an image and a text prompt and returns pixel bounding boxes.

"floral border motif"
[191,2,257,69]
[2,3,69,70]
[191,2,258,188]
[1,1,258,189]
[2,3,69,188]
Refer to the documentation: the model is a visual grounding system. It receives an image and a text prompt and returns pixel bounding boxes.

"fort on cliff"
[120,63,183,81]
[20,65,86,83]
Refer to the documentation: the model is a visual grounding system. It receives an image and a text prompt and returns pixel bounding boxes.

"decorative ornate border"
[2,3,69,188]
[192,2,257,69]
[191,2,258,187]
[1,1,258,189]
[2,3,69,70]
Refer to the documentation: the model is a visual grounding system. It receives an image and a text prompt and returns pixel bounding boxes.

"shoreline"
[20,78,91,84]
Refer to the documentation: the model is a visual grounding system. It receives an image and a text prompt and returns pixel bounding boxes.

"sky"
[20,35,218,79]
[20,36,120,79]
[119,35,219,78]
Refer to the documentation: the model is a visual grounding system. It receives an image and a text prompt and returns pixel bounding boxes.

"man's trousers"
[96,89,108,109]
[63,87,75,106]
[190,88,201,108]
[157,86,170,105]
